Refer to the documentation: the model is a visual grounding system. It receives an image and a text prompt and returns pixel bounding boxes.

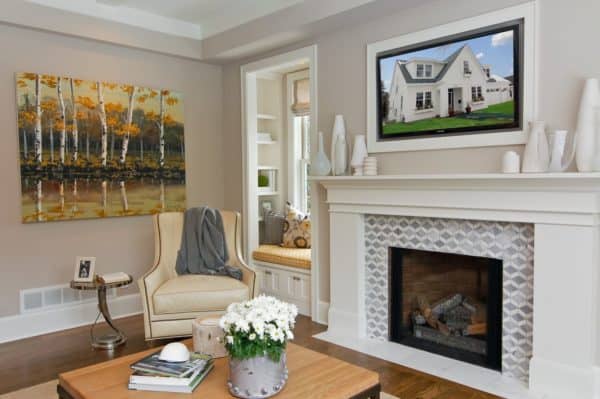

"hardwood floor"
[0,314,500,398]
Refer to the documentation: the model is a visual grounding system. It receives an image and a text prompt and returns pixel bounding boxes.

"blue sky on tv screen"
[380,29,514,92]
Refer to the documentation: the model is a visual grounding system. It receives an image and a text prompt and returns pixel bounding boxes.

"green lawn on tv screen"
[382,100,515,134]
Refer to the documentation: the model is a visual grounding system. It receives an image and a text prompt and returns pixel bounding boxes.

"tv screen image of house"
[377,20,522,139]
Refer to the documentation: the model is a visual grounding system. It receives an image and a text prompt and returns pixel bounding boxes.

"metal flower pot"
[227,352,288,399]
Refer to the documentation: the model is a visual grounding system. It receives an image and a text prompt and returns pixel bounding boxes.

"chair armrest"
[138,261,170,308]
[230,255,257,298]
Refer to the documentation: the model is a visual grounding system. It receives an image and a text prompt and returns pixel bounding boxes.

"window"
[425,92,432,108]
[464,60,471,74]
[425,64,433,78]
[293,115,310,213]
[287,71,311,214]
[400,96,403,111]
[472,86,483,101]
[416,64,424,78]
[416,92,424,109]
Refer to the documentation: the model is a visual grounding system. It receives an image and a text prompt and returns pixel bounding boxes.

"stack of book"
[128,350,213,393]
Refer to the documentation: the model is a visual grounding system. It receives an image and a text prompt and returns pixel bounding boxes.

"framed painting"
[16,73,186,223]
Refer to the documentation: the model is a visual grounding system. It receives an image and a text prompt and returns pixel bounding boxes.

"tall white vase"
[312,131,331,176]
[575,78,600,172]
[522,121,549,173]
[330,115,347,175]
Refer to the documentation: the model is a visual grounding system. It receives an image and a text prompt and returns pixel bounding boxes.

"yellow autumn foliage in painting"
[16,71,186,223]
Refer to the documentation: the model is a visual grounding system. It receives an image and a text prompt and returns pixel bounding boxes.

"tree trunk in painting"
[59,180,65,214]
[70,78,79,162]
[86,130,90,160]
[57,77,66,165]
[101,180,108,216]
[120,86,137,165]
[159,91,165,168]
[71,179,78,217]
[97,82,108,167]
[34,74,42,164]
[119,181,128,212]
[22,128,28,159]
[110,130,115,161]
[36,179,43,222]
[49,124,54,162]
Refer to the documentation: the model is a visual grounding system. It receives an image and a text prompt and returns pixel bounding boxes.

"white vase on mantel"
[575,78,600,172]
[522,121,549,173]
[312,131,331,176]
[330,115,348,176]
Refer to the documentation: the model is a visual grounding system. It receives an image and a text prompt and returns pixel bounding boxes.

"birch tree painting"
[16,72,186,223]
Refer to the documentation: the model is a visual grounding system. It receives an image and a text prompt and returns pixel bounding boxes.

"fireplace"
[389,247,503,370]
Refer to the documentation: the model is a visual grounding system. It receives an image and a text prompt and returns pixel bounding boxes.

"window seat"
[252,244,311,270]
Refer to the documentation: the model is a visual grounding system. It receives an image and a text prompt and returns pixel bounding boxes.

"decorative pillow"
[282,202,311,248]
[262,211,285,245]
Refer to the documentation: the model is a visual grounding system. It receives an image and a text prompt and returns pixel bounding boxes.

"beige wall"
[0,24,224,317]
[222,0,600,303]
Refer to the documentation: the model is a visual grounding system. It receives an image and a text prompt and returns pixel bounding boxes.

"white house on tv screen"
[386,44,513,123]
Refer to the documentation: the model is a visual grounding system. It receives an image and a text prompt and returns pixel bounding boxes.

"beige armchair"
[138,211,256,340]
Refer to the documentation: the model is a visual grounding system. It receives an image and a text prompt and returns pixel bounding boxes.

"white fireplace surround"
[314,173,600,399]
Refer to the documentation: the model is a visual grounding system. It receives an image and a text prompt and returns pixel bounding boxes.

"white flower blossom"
[219,295,297,349]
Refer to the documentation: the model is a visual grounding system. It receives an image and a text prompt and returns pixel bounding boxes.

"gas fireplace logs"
[412,294,487,354]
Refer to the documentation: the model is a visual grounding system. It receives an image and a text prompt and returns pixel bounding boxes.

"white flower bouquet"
[219,295,298,361]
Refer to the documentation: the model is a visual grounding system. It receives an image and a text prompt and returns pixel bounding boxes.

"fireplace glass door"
[389,247,502,370]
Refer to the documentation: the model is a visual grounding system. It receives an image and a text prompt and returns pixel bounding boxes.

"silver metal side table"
[70,275,133,350]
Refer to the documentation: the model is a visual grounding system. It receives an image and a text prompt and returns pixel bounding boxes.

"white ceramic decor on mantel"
[312,131,331,176]
[575,78,600,172]
[548,130,572,172]
[592,108,600,171]
[350,135,368,176]
[521,121,549,173]
[502,151,520,173]
[331,115,348,175]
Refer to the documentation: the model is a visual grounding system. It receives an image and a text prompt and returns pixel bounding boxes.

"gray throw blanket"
[175,207,242,280]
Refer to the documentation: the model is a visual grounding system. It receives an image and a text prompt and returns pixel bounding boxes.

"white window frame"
[286,69,310,214]
[425,64,433,78]
[424,91,432,108]
[416,64,424,78]
[415,91,424,109]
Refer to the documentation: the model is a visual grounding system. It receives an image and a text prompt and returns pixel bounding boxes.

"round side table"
[70,275,132,350]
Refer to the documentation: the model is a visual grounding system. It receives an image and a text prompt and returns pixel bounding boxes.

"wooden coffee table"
[57,340,380,398]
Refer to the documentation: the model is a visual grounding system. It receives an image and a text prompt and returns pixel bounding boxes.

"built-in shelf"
[258,165,279,170]
[258,139,277,145]
[258,113,277,120]
[258,191,279,196]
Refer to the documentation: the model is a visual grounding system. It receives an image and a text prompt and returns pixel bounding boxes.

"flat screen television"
[377,20,523,140]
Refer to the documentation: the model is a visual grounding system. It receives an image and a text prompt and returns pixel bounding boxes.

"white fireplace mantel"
[313,173,600,399]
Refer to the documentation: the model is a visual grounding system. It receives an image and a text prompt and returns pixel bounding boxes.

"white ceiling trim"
[27,0,203,39]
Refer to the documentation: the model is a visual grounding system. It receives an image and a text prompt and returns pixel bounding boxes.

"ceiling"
[27,0,305,39]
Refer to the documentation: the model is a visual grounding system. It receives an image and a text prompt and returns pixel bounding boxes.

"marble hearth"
[314,174,600,399]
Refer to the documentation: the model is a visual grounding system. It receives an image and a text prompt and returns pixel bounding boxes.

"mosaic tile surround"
[364,215,534,381]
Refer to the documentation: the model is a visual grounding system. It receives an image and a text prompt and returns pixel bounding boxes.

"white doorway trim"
[241,45,323,322]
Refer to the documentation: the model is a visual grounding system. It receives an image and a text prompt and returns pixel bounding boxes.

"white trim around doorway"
[241,45,324,323]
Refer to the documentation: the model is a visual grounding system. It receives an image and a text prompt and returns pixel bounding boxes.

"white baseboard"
[0,293,142,344]
[316,301,329,325]
[529,356,596,399]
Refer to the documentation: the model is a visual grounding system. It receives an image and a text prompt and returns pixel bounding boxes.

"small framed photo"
[260,200,273,214]
[74,256,96,282]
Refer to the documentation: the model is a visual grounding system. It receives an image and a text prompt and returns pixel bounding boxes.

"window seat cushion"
[252,244,311,270]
